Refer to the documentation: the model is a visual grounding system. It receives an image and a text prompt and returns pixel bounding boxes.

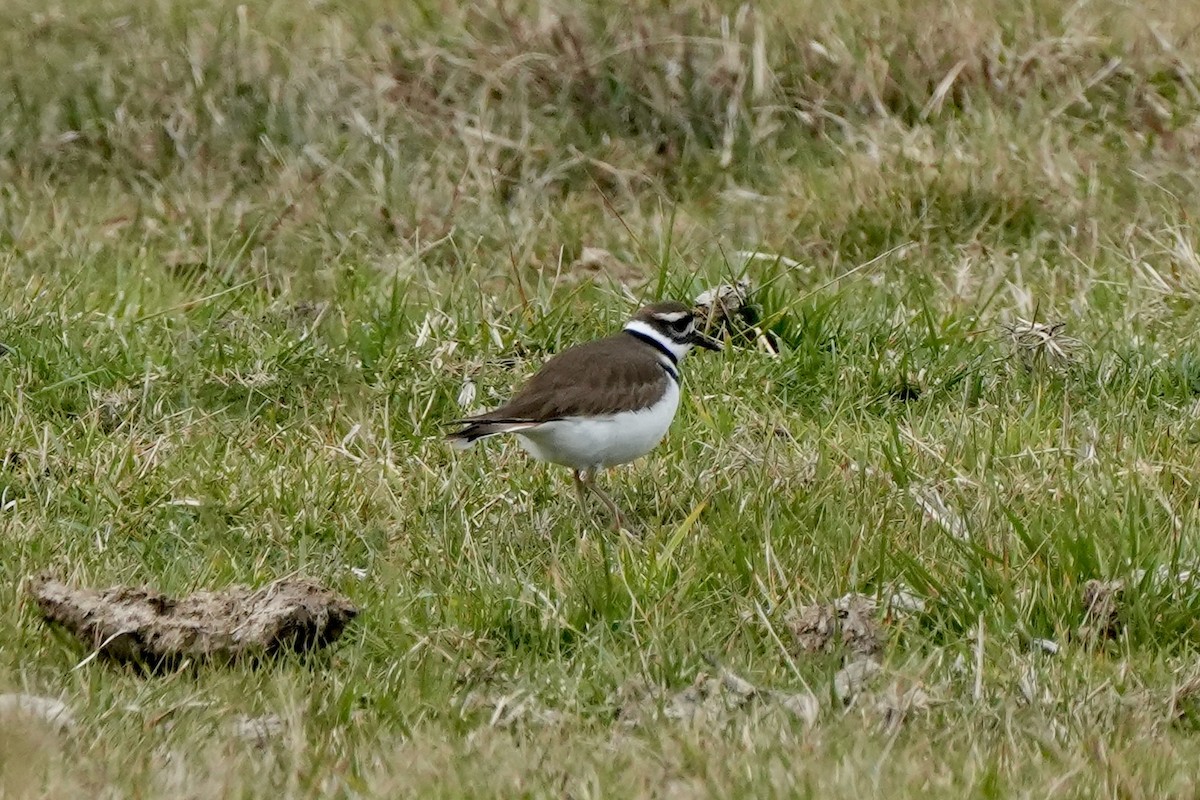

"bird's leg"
[572,469,589,512]
[580,468,626,533]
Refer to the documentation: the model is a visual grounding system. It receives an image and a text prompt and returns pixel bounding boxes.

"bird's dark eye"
[669,317,692,334]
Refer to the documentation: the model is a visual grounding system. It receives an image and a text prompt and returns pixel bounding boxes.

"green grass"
[5,0,1200,796]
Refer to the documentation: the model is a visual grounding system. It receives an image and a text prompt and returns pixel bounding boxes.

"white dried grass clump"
[1001,317,1082,371]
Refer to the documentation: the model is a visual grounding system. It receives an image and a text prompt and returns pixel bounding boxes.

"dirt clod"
[27,575,358,668]
[458,689,566,730]
[615,660,819,730]
[834,657,882,704]
[787,594,884,657]
[693,279,778,353]
[228,714,286,747]
[694,280,752,325]
[1080,578,1124,642]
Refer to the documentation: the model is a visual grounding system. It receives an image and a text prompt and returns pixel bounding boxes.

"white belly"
[516,382,680,470]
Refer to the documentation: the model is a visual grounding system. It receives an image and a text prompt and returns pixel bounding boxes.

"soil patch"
[28,575,358,669]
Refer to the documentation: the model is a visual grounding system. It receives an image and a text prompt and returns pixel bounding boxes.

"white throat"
[624,319,692,363]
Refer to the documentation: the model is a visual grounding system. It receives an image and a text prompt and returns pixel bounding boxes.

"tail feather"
[446,419,542,449]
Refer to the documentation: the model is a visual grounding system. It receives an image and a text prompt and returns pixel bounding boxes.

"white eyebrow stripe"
[653,311,689,322]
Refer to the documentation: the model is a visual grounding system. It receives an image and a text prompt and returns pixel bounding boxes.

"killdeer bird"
[448,301,722,530]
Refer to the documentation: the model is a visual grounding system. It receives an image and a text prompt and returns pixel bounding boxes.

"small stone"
[228,714,284,747]
[834,658,882,704]
[775,691,820,727]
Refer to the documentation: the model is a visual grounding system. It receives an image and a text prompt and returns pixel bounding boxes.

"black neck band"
[625,329,679,365]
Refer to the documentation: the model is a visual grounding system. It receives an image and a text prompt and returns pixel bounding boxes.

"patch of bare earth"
[27,575,358,668]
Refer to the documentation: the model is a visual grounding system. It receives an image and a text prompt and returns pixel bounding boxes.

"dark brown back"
[465,333,670,422]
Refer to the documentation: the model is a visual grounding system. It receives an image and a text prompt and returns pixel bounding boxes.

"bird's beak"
[689,330,723,351]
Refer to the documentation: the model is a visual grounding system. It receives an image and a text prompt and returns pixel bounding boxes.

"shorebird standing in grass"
[447,301,722,530]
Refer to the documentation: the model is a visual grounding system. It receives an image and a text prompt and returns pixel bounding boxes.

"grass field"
[5,0,1200,796]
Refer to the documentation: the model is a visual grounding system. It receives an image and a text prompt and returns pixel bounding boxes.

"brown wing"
[463,335,670,422]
